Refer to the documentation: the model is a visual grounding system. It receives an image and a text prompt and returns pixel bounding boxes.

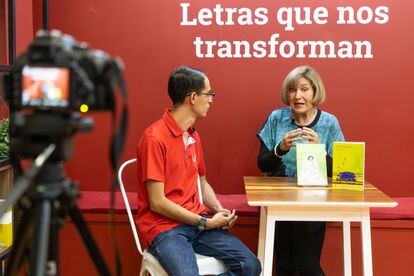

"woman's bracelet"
[274,143,288,158]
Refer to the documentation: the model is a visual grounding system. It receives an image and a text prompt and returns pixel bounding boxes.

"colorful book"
[332,142,365,190]
[296,144,328,186]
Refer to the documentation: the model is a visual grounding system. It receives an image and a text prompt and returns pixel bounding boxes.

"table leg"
[361,210,373,276]
[257,206,266,267]
[342,220,352,276]
[262,211,275,276]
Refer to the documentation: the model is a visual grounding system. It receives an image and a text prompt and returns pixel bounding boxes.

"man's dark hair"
[168,66,206,105]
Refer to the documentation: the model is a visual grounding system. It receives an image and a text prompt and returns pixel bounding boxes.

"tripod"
[5,162,111,276]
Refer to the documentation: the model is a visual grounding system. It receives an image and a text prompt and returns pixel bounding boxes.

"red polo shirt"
[136,109,207,247]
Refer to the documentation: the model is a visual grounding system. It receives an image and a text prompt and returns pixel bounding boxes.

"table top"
[244,176,397,208]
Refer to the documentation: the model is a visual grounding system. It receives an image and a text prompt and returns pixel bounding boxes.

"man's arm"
[199,176,238,228]
[199,176,223,213]
[147,180,234,229]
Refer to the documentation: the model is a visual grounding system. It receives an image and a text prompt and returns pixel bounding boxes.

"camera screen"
[21,66,70,108]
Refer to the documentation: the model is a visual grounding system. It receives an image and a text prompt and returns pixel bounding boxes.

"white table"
[244,177,397,276]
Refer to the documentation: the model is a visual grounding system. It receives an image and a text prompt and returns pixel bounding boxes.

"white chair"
[118,158,228,276]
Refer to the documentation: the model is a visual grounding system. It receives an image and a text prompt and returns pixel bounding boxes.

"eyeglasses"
[198,92,215,100]
[186,92,216,100]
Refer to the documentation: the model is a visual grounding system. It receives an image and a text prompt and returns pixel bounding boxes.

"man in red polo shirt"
[136,66,261,275]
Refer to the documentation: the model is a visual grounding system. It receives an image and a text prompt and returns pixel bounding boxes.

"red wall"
[0,0,34,62]
[25,0,413,197]
[1,0,33,114]
[15,0,33,56]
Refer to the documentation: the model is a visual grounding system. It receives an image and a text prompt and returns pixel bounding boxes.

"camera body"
[6,29,117,113]
[4,30,123,161]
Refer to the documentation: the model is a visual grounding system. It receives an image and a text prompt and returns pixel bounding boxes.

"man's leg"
[193,229,261,276]
[149,225,199,276]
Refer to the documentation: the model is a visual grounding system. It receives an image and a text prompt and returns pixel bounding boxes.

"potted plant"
[0,118,9,158]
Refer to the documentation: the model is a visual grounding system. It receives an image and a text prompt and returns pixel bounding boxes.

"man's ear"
[189,92,196,104]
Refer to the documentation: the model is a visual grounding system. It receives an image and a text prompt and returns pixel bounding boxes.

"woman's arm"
[257,141,284,173]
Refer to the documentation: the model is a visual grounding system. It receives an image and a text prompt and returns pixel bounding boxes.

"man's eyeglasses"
[198,92,215,100]
[187,92,216,100]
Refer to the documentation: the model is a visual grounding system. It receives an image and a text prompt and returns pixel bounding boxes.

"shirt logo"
[193,154,197,163]
[188,137,196,145]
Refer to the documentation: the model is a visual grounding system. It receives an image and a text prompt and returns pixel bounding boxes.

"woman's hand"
[279,129,303,151]
[302,127,320,144]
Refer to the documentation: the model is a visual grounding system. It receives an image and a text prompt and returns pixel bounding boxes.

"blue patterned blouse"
[257,107,345,177]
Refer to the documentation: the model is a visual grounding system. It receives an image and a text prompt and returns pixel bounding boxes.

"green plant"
[0,118,9,157]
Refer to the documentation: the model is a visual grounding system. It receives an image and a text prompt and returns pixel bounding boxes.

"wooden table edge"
[246,201,398,208]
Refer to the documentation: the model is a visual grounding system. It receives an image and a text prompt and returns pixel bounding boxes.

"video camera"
[6,29,121,112]
[0,30,128,275]
[3,29,126,161]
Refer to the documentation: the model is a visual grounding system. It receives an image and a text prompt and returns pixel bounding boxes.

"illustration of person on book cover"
[299,154,327,185]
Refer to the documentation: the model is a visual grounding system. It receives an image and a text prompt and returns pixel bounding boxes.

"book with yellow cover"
[0,200,13,248]
[332,142,365,190]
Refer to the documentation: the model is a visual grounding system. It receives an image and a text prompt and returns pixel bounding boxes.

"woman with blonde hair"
[257,66,345,275]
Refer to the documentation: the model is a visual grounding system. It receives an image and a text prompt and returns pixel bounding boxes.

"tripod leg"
[46,217,60,275]
[5,206,35,276]
[30,199,52,276]
[67,204,111,276]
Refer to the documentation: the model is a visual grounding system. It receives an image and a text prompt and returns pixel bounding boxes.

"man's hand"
[216,208,238,229]
[206,209,237,229]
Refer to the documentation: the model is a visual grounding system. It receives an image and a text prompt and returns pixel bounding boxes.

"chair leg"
[139,267,148,276]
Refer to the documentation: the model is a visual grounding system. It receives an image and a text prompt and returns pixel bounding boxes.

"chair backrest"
[197,175,203,205]
[118,158,228,275]
[118,158,205,254]
[117,158,143,255]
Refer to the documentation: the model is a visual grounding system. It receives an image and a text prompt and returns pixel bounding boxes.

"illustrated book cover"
[296,144,328,186]
[332,142,365,190]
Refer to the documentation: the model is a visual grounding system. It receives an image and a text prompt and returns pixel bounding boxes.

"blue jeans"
[149,224,261,276]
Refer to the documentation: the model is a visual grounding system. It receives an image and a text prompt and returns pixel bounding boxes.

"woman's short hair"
[168,66,206,105]
[280,65,326,106]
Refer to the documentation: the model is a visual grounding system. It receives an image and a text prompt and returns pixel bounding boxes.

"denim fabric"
[149,224,261,276]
